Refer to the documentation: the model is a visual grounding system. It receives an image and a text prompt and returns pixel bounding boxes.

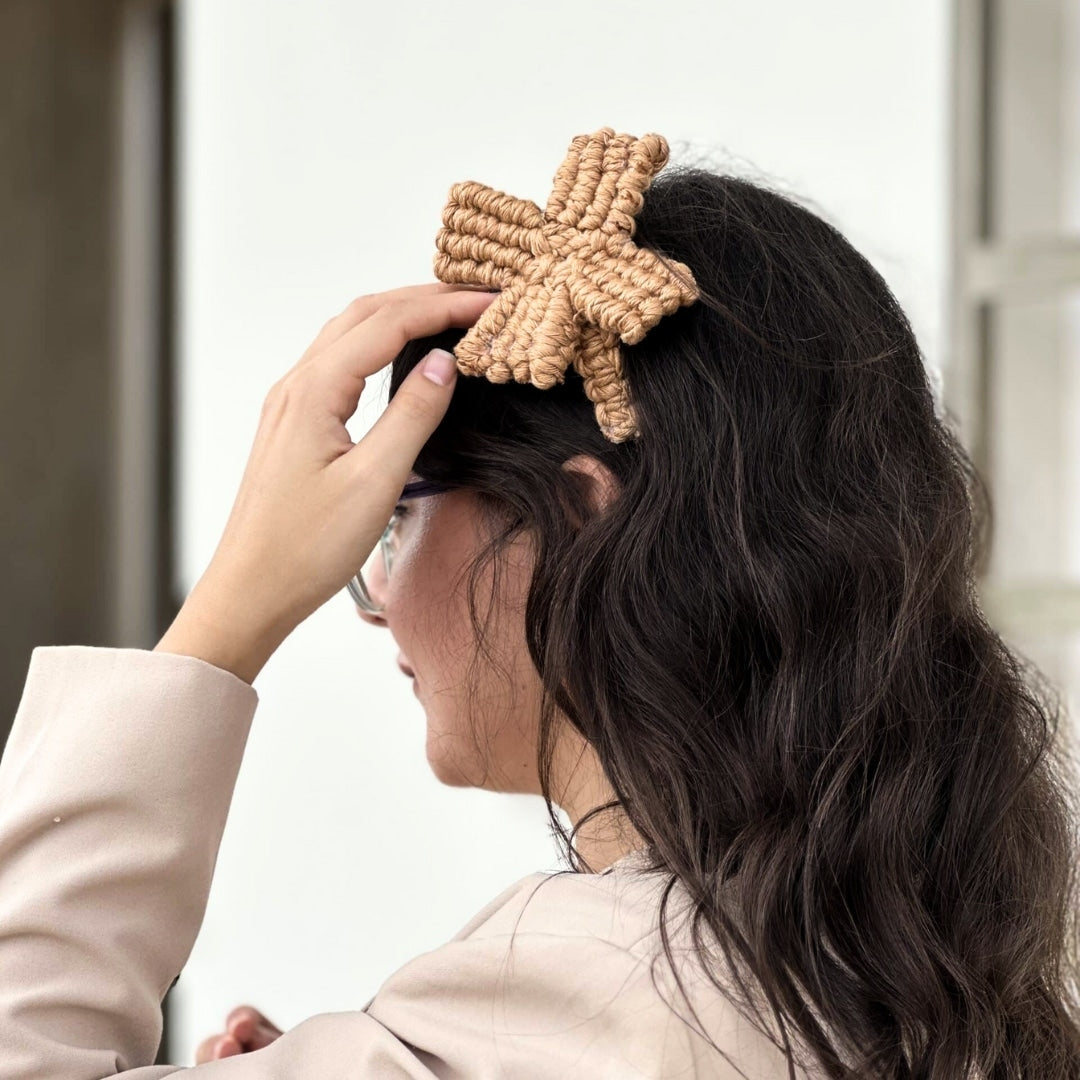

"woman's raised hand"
[154,282,498,684]
[194,1004,284,1063]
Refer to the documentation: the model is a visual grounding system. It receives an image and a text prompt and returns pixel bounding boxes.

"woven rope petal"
[452,279,529,381]
[603,133,670,237]
[432,127,701,441]
[548,130,622,229]
[574,324,638,442]
[516,278,578,388]
[567,240,699,345]
[543,133,593,227]
[434,181,544,286]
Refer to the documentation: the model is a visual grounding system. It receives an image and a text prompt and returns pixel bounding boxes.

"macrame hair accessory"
[431,126,701,443]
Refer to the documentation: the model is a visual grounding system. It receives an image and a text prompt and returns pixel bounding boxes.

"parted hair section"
[390,163,1080,1077]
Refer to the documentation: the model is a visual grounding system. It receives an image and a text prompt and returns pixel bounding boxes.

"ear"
[560,454,621,520]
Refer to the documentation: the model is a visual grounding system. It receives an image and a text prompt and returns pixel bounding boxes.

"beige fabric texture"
[0,646,818,1078]
[432,126,701,444]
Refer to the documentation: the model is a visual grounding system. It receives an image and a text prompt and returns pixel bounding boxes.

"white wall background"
[174,0,951,1063]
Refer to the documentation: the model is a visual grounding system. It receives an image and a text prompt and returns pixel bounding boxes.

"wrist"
[154,582,286,686]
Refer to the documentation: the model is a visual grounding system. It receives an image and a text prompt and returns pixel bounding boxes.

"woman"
[2,159,1079,1079]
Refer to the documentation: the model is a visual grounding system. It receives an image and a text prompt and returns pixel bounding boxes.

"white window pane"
[984,291,1080,583]
[991,0,1080,241]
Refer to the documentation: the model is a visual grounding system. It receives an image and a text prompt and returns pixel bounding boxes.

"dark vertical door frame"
[112,0,178,650]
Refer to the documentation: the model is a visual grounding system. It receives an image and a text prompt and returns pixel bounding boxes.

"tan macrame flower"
[432,126,701,442]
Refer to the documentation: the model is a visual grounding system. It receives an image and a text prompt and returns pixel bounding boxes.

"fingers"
[341,347,458,499]
[228,1015,283,1048]
[195,1005,284,1063]
[299,281,497,366]
[311,288,498,424]
[195,1033,241,1064]
[195,1034,216,1064]
[225,1004,272,1029]
[227,1004,284,1046]
[313,287,496,416]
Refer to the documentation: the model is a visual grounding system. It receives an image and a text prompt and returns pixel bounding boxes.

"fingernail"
[421,349,457,386]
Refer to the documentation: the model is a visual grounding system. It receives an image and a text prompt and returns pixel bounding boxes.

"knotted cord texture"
[432,126,701,442]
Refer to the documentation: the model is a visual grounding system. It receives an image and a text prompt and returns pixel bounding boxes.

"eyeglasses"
[346,478,454,615]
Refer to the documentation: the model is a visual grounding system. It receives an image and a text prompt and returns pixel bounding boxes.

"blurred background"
[0,0,1076,1066]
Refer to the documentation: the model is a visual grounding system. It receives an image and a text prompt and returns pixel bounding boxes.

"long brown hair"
[389,165,1080,1077]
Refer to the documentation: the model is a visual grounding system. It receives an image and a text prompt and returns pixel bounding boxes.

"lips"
[396,655,415,679]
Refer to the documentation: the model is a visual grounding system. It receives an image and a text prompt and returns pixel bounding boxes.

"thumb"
[350,348,459,483]
[415,347,460,389]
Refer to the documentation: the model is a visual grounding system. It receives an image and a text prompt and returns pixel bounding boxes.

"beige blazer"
[0,646,813,1078]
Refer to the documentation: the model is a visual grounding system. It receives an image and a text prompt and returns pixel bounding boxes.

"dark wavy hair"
[388,164,1080,1077]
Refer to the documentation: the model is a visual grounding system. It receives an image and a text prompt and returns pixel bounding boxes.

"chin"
[424,736,474,788]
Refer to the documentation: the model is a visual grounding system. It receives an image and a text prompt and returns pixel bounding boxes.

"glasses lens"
[355,517,397,610]
[383,513,402,576]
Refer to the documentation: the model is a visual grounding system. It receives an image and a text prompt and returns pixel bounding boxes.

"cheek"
[411,588,528,787]
[392,528,543,793]
[383,520,479,734]
[389,536,473,686]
